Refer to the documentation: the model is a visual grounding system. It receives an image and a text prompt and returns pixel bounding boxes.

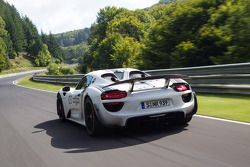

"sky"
[5,0,159,34]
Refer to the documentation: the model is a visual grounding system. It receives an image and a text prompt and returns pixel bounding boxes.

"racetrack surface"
[0,74,250,167]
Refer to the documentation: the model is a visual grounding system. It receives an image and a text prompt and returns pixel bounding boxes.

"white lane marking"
[195,115,250,126]
[0,69,46,79]
[13,80,57,94]
[12,79,250,126]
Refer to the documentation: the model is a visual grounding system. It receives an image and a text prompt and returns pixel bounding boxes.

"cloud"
[5,0,158,34]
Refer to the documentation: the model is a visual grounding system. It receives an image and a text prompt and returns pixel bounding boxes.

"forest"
[0,0,63,72]
[54,28,89,64]
[1,0,250,74]
[80,0,250,72]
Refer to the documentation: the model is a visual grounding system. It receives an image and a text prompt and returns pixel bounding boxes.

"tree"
[107,15,145,41]
[22,16,43,58]
[34,44,51,67]
[159,0,177,4]
[82,0,250,71]
[4,6,26,53]
[41,33,64,62]
[0,16,9,71]
[111,34,145,68]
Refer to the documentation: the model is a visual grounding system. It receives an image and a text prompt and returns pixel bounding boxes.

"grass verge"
[197,93,250,123]
[17,76,250,123]
[17,76,66,92]
[0,67,44,75]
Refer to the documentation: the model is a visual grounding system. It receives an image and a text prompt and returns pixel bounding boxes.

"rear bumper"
[126,111,185,126]
[94,92,197,127]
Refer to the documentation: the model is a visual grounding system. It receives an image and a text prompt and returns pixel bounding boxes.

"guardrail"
[33,74,84,85]
[32,62,250,94]
[144,62,250,76]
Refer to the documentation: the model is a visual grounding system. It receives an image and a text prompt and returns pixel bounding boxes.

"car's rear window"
[129,71,147,79]
[101,73,118,82]
[113,71,124,80]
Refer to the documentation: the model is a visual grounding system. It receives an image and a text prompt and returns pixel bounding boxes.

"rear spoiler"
[103,74,188,92]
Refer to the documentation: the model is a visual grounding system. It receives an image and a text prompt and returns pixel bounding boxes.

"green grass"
[0,55,44,75]
[0,67,44,75]
[17,77,250,123]
[197,93,250,123]
[18,76,67,92]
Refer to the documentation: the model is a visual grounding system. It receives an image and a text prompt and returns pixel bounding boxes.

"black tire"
[57,97,66,121]
[84,97,103,136]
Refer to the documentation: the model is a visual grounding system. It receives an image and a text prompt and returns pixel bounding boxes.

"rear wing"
[103,74,188,92]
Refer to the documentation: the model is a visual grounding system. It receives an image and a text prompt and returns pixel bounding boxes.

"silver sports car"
[57,68,197,136]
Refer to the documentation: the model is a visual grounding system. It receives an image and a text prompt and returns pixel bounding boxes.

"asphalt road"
[0,74,250,167]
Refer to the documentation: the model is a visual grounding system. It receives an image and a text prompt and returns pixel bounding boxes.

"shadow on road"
[34,119,188,153]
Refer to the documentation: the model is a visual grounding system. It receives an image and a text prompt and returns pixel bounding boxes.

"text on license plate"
[141,99,170,109]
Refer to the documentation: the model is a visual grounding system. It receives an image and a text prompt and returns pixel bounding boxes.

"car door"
[70,75,93,119]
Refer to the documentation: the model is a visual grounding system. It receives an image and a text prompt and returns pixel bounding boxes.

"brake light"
[101,90,127,100]
[173,84,189,92]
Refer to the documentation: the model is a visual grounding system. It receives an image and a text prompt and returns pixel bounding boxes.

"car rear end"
[94,76,197,127]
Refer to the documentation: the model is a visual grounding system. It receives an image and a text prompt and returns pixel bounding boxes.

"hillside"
[62,44,88,64]
[54,28,90,64]
[0,0,63,72]
[159,0,177,4]
[54,28,90,47]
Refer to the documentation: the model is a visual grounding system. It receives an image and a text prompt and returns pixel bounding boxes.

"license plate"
[141,99,170,109]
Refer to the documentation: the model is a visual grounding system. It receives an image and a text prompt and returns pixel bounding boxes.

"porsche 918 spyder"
[57,69,197,136]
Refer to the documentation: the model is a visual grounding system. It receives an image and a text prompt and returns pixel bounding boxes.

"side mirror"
[62,86,70,92]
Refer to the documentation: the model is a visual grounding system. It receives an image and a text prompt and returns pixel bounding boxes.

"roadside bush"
[0,54,6,72]
[60,67,76,75]
[47,63,76,75]
[47,63,60,75]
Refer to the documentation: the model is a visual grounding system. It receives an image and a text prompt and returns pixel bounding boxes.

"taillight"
[101,90,127,100]
[172,84,189,92]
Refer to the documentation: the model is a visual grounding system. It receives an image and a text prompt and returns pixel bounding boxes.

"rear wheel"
[57,97,65,121]
[84,97,102,136]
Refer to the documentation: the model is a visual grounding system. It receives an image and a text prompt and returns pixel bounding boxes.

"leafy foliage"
[54,28,90,47]
[80,0,250,72]
[159,0,177,4]
[53,29,90,64]
[47,63,76,75]
[41,33,64,63]
[62,44,87,64]
[47,63,60,75]
[34,44,51,67]
[0,16,9,71]
[81,7,154,72]
[0,0,64,70]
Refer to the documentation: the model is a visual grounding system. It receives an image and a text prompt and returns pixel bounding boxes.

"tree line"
[0,0,63,72]
[80,0,250,72]
[54,28,90,47]
[53,28,90,64]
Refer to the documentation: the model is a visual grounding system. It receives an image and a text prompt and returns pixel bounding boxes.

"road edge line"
[13,80,57,94]
[194,115,250,126]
